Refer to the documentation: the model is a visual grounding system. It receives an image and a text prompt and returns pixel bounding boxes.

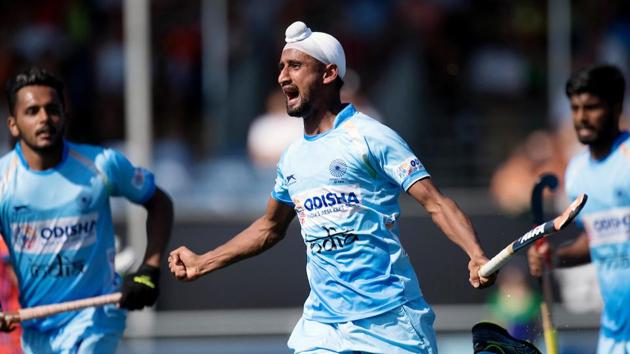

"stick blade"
[552,194,588,230]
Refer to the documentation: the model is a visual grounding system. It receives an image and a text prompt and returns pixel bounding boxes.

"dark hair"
[566,64,625,106]
[5,67,65,115]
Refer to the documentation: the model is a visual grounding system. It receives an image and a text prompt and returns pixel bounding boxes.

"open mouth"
[575,124,594,133]
[575,126,596,139]
[36,127,56,139]
[283,86,300,105]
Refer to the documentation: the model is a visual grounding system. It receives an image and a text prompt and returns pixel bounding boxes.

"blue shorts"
[597,335,630,354]
[21,304,126,354]
[288,298,438,354]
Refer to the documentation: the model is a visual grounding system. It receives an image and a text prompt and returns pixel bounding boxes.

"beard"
[21,125,65,153]
[286,98,313,117]
[575,117,617,146]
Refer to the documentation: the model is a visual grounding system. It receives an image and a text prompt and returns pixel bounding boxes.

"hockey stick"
[479,193,587,278]
[0,292,121,326]
[531,174,559,354]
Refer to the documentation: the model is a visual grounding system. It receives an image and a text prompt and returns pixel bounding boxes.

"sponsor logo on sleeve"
[396,157,423,180]
[12,213,99,254]
[131,168,146,190]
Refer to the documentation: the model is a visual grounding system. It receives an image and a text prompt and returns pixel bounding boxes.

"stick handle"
[539,275,559,354]
[18,292,122,322]
[478,246,514,278]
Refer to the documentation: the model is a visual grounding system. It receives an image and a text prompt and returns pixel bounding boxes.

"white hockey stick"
[0,292,121,327]
[479,193,587,278]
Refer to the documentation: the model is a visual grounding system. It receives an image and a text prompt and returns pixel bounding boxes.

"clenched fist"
[168,246,204,281]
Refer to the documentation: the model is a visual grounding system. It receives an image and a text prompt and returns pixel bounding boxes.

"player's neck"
[19,141,64,171]
[589,130,621,160]
[303,99,344,136]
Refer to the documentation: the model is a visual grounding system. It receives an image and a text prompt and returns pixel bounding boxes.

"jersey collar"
[15,139,69,173]
[333,103,356,128]
[614,130,630,149]
[303,103,356,141]
[590,130,630,162]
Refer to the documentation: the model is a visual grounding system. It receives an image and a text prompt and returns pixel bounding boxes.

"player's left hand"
[120,263,160,310]
[468,256,496,289]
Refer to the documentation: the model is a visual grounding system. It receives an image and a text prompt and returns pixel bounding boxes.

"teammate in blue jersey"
[528,64,630,354]
[169,21,496,353]
[0,67,174,354]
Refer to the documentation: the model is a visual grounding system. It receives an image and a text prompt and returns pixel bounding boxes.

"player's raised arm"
[406,177,495,288]
[169,198,295,281]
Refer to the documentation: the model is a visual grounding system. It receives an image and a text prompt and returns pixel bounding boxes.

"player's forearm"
[555,232,591,267]
[198,217,285,275]
[429,196,486,259]
[143,188,174,267]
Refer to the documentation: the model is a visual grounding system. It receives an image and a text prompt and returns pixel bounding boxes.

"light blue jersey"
[0,140,155,332]
[272,104,429,323]
[565,131,630,343]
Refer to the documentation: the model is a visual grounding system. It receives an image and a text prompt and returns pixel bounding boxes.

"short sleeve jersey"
[0,141,155,331]
[565,131,630,341]
[272,104,429,322]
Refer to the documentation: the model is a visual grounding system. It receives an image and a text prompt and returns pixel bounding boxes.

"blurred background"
[1,0,629,353]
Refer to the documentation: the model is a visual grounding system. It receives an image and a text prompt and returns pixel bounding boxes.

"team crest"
[329,159,347,178]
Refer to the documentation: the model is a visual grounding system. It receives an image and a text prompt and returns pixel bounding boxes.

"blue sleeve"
[270,155,294,206]
[365,124,430,191]
[99,149,156,204]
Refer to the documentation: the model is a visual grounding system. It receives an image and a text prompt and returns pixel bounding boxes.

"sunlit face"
[570,92,617,146]
[8,85,66,153]
[277,48,325,117]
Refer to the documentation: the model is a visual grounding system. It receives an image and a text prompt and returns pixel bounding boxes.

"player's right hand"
[168,246,203,281]
[469,255,496,289]
[527,241,553,277]
[0,313,16,333]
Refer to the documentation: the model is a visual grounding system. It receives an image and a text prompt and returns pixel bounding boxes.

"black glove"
[0,313,17,333]
[120,264,160,310]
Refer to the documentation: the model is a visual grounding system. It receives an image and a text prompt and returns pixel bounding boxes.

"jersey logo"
[12,213,99,254]
[329,159,347,178]
[292,185,362,229]
[583,207,630,247]
[286,174,297,186]
[305,226,358,254]
[29,254,86,278]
